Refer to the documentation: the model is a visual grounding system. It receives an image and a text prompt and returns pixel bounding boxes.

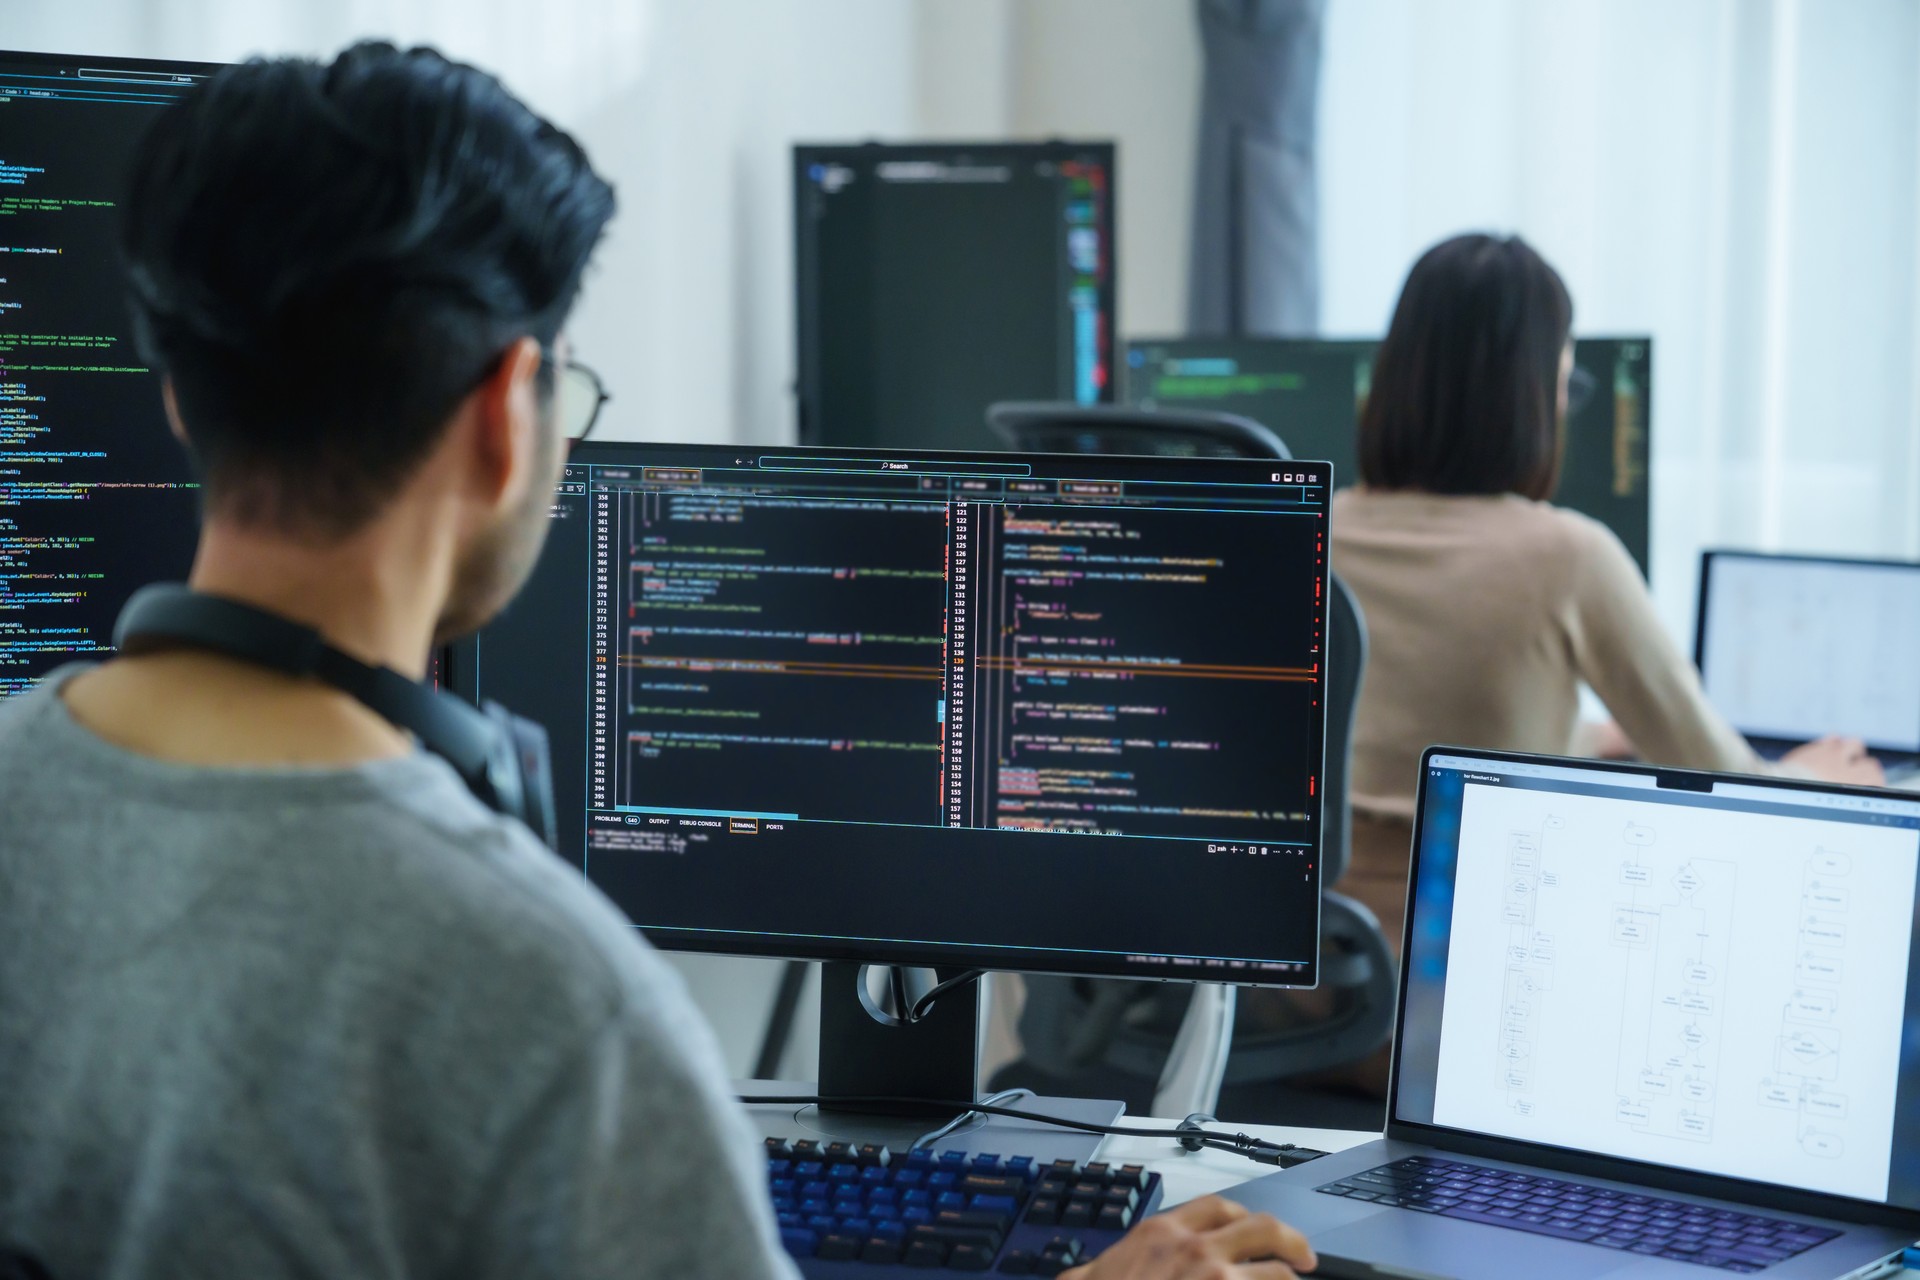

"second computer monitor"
[794,141,1116,453]
[1125,336,1653,574]
[0,49,220,700]
[452,443,1331,987]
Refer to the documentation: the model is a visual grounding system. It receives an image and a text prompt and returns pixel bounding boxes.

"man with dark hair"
[0,41,1313,1280]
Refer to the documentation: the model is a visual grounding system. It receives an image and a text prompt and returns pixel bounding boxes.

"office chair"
[985,402,1291,460]
[987,402,1398,1127]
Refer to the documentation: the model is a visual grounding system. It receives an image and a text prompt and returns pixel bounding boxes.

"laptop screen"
[1696,551,1920,754]
[1394,751,1920,1211]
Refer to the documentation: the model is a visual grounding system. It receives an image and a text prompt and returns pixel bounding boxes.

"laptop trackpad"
[1312,1217,1618,1280]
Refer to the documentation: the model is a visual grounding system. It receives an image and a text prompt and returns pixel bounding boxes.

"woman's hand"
[1782,736,1886,787]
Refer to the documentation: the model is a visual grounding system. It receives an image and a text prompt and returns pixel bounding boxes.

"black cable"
[906,968,984,1022]
[744,1093,1324,1167]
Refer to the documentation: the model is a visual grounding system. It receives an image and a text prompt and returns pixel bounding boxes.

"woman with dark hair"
[1330,233,1881,960]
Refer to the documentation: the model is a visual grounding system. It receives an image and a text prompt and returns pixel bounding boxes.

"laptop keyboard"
[1316,1157,1841,1273]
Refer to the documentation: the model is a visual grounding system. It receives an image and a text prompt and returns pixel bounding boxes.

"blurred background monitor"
[794,141,1116,452]
[1124,336,1653,574]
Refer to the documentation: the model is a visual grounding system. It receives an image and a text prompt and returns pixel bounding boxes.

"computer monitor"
[0,49,220,700]
[1124,336,1654,574]
[451,443,1332,1103]
[794,142,1117,452]
[1695,551,1920,759]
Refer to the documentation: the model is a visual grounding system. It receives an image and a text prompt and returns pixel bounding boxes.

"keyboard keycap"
[903,1238,948,1268]
[958,1174,1027,1198]
[1441,1205,1598,1242]
[907,1222,1003,1255]
[969,1194,1018,1215]
[816,1232,861,1261]
[948,1243,995,1270]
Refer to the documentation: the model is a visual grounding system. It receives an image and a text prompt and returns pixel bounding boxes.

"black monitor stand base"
[738,962,1124,1164]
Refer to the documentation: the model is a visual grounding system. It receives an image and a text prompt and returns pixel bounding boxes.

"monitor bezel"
[1384,744,1920,1228]
[792,140,1120,448]
[0,47,224,90]
[449,439,1333,987]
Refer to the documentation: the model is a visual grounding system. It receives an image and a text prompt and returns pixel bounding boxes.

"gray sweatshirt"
[0,666,797,1280]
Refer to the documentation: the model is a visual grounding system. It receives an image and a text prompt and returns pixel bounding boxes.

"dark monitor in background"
[1125,336,1654,574]
[0,49,219,700]
[794,142,1116,452]
[452,442,1332,1108]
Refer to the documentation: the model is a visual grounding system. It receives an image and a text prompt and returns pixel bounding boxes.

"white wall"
[1319,0,1920,638]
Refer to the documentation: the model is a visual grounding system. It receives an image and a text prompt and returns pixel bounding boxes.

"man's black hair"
[1357,233,1573,501]
[122,41,616,536]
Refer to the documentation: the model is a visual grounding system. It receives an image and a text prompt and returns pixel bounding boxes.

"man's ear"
[468,336,546,509]
[161,379,190,446]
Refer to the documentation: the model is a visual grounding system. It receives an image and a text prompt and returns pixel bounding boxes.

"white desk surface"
[1093,1119,1920,1277]
[1092,1117,1375,1208]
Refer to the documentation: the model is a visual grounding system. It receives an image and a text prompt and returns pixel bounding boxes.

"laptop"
[1226,748,1920,1279]
[1694,550,1920,781]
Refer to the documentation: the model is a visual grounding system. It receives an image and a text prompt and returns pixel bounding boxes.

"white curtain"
[1318,0,1920,641]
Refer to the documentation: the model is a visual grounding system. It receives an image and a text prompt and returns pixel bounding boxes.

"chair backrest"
[1319,573,1365,884]
[987,401,1292,461]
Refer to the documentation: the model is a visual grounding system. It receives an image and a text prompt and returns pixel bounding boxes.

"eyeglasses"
[548,352,611,443]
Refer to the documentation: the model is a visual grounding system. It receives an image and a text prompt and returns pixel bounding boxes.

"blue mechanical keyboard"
[766,1136,1164,1275]
[1316,1157,1842,1272]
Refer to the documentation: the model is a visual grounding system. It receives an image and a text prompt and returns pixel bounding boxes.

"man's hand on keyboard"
[1060,1195,1317,1278]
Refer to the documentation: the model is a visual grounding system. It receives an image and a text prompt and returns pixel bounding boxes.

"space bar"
[1438,1207,1600,1242]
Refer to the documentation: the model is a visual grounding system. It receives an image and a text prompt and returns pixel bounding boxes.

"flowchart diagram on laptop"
[1431,781,1917,1203]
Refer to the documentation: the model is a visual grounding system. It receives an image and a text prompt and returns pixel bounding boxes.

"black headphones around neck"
[113,585,558,851]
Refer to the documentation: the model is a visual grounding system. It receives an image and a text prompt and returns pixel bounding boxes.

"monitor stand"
[738,962,1124,1164]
